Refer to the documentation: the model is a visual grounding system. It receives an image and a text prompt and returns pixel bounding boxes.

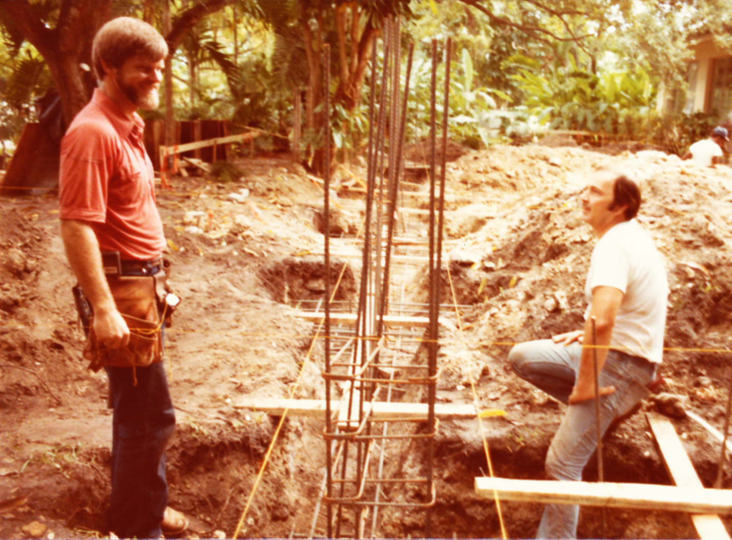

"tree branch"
[461,0,595,43]
[522,0,591,18]
[522,0,596,57]
[0,0,57,61]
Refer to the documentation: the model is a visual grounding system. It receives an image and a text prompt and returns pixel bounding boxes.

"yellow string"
[446,263,508,539]
[231,247,353,538]
[232,316,325,538]
[15,321,732,355]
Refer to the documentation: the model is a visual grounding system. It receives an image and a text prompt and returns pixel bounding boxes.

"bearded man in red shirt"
[59,17,187,539]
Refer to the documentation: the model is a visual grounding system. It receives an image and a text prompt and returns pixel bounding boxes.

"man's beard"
[116,72,159,110]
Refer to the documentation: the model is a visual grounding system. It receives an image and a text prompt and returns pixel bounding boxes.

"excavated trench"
[7,147,732,539]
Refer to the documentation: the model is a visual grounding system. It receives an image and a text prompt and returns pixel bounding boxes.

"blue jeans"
[105,362,175,538]
[508,340,656,539]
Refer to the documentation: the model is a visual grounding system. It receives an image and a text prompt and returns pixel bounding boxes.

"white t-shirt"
[584,219,668,363]
[688,138,723,167]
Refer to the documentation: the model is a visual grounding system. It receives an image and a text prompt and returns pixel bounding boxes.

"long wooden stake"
[591,317,606,537]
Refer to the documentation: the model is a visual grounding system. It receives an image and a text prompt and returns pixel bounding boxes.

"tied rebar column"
[318,21,452,538]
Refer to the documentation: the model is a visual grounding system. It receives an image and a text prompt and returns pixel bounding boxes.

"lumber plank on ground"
[474,477,732,515]
[647,413,730,539]
[296,311,443,328]
[233,398,476,420]
[182,157,211,173]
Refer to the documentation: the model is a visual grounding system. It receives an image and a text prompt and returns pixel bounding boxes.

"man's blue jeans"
[508,340,656,539]
[105,361,176,539]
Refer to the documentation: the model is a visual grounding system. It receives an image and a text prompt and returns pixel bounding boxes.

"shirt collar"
[91,87,145,141]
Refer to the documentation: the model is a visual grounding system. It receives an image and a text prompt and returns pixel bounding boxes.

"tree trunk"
[333,3,378,112]
[163,0,175,149]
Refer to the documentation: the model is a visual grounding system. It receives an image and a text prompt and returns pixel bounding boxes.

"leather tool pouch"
[83,273,166,373]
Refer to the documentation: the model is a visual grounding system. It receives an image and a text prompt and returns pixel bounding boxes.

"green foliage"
[401,45,513,149]
[330,101,369,156]
[510,47,659,137]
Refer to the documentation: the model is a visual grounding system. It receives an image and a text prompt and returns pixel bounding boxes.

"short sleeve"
[587,241,630,294]
[59,121,116,223]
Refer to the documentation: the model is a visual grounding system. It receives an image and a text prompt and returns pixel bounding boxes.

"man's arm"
[568,286,624,404]
[61,219,129,348]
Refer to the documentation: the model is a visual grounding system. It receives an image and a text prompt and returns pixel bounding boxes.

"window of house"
[710,57,732,121]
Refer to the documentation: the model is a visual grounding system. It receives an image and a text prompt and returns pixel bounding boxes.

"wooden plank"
[162,131,259,155]
[233,398,476,420]
[296,311,442,328]
[647,413,730,539]
[474,477,732,515]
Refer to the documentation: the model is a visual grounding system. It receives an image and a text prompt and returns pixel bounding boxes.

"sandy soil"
[2,145,732,539]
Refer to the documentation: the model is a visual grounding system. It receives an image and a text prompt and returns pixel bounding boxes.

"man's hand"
[552,330,584,346]
[568,381,616,404]
[93,308,130,349]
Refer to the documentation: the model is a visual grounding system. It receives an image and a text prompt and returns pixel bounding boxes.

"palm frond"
[5,57,52,111]
[200,39,242,86]
[255,0,299,29]
[270,27,308,91]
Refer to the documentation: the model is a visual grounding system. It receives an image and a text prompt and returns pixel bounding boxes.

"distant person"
[682,126,729,167]
[507,170,668,539]
[59,17,188,539]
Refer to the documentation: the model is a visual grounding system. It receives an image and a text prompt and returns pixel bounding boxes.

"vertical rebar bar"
[425,38,439,538]
[322,42,333,540]
[294,91,302,162]
[349,21,391,427]
[378,42,414,338]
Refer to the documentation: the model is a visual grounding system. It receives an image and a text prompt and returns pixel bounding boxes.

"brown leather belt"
[102,251,163,276]
[121,257,163,275]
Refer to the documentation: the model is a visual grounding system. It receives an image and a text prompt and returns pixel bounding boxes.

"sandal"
[161,507,189,535]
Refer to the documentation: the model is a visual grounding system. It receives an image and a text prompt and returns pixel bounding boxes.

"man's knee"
[545,446,561,480]
[545,442,581,482]
[507,342,531,376]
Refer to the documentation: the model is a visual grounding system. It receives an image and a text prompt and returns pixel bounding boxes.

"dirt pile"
[2,148,732,538]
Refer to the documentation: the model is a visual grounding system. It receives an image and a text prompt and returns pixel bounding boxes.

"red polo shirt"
[59,88,166,260]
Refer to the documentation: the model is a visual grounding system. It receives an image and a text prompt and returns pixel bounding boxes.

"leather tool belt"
[74,253,180,375]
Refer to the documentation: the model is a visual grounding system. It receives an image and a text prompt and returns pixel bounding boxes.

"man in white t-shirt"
[507,169,668,539]
[682,126,728,167]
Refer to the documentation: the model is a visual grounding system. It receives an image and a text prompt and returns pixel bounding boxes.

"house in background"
[658,35,732,123]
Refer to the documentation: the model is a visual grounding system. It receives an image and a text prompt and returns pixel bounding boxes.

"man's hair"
[92,17,167,80]
[610,174,641,221]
